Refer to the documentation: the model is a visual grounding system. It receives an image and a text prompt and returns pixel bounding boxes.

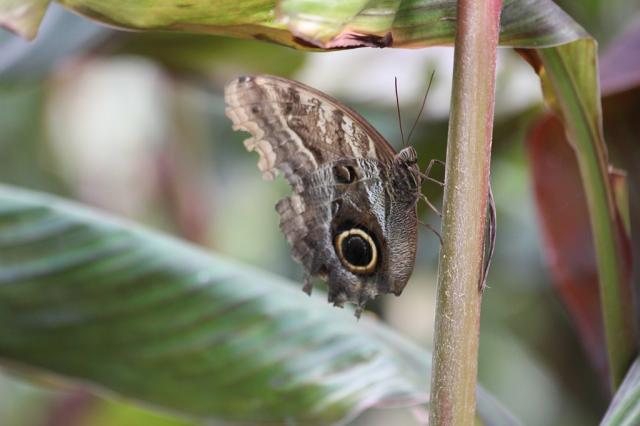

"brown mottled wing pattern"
[225,75,419,315]
[225,75,396,186]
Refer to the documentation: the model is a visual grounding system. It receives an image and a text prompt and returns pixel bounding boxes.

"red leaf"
[526,113,609,386]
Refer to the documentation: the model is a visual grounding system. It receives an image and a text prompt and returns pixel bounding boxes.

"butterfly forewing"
[225,76,395,176]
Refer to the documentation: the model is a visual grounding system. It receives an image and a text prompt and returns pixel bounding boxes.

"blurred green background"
[0,1,638,425]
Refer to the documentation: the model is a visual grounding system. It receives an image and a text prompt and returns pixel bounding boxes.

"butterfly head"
[396,146,418,165]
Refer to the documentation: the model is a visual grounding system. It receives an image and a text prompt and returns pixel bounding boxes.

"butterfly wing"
[225,75,396,186]
[225,75,417,316]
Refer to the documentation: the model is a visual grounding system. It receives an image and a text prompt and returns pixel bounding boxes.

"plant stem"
[429,0,502,424]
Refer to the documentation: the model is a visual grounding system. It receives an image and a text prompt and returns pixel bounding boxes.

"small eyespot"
[251,105,261,114]
[333,165,356,184]
[334,228,378,274]
[284,104,293,114]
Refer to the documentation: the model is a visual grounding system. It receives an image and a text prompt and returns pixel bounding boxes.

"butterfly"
[224,75,428,317]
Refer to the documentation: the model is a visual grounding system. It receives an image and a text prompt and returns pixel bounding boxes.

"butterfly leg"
[420,193,442,217]
[419,220,443,246]
[420,159,446,186]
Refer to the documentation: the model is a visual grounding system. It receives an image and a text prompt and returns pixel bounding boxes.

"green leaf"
[601,356,640,425]
[53,0,299,47]
[534,42,635,389]
[0,0,50,40]
[281,0,586,48]
[15,0,586,49]
[0,185,516,424]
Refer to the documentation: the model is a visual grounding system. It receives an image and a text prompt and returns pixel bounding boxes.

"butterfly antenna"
[395,77,406,147]
[406,70,436,145]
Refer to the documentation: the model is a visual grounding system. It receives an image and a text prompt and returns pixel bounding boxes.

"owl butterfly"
[225,75,426,317]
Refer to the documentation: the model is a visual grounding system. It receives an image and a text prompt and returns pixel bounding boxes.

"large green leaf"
[14,0,586,49]
[0,185,517,424]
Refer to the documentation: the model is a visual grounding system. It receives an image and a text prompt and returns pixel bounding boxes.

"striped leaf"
[0,184,517,424]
